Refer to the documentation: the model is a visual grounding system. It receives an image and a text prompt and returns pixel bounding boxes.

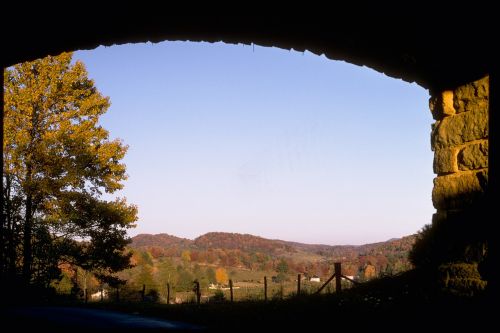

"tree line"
[131,234,415,281]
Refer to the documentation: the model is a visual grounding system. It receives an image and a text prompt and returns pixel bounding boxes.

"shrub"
[145,289,160,302]
[211,290,225,303]
[438,262,487,297]
[409,216,487,270]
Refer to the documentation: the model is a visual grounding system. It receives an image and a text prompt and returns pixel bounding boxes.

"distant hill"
[126,231,416,284]
[130,231,416,263]
[193,232,295,255]
[131,233,193,248]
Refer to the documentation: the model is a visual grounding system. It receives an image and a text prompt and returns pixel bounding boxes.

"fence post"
[229,279,234,302]
[167,283,170,305]
[141,284,146,301]
[335,262,342,293]
[264,276,268,301]
[194,280,201,304]
[297,274,301,295]
[100,288,104,302]
[84,288,88,304]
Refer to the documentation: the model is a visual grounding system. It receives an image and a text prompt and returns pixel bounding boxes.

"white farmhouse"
[310,276,321,283]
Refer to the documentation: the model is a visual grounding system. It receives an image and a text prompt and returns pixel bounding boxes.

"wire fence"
[77,263,357,304]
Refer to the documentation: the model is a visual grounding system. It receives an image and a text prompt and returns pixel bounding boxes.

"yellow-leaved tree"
[2,53,137,288]
[215,267,228,285]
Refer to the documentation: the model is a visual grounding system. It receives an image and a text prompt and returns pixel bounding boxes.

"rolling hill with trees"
[128,232,415,282]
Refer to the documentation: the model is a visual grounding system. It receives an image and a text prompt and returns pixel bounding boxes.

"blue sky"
[74,41,434,245]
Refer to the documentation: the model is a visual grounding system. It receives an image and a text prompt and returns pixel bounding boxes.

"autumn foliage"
[129,232,415,282]
[215,267,228,285]
[1,53,137,288]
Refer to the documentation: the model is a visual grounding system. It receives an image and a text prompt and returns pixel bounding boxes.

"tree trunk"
[0,181,6,277]
[0,68,4,280]
[4,175,17,277]
[6,211,17,277]
[0,200,4,278]
[23,181,33,283]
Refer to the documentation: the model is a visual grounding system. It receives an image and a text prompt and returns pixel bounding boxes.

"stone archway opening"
[1,17,494,297]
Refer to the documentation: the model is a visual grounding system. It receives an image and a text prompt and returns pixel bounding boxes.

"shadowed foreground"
[1,306,203,332]
[1,271,495,332]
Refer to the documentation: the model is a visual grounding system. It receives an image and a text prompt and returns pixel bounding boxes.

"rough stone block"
[458,141,488,171]
[431,108,488,149]
[432,211,448,226]
[429,90,455,120]
[474,76,489,99]
[432,170,488,210]
[453,76,489,114]
[433,147,458,174]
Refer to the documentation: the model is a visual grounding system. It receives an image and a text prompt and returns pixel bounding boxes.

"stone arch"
[1,14,495,291]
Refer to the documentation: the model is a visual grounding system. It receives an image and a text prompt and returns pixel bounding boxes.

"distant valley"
[128,232,416,280]
[66,231,418,302]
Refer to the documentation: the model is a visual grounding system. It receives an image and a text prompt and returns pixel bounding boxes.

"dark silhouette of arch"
[1,11,497,303]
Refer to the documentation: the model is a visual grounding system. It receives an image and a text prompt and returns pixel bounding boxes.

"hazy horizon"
[75,41,434,246]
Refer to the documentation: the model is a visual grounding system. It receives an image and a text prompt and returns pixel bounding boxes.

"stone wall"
[430,76,489,220]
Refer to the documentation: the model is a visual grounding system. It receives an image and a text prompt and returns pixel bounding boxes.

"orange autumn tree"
[215,267,228,285]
